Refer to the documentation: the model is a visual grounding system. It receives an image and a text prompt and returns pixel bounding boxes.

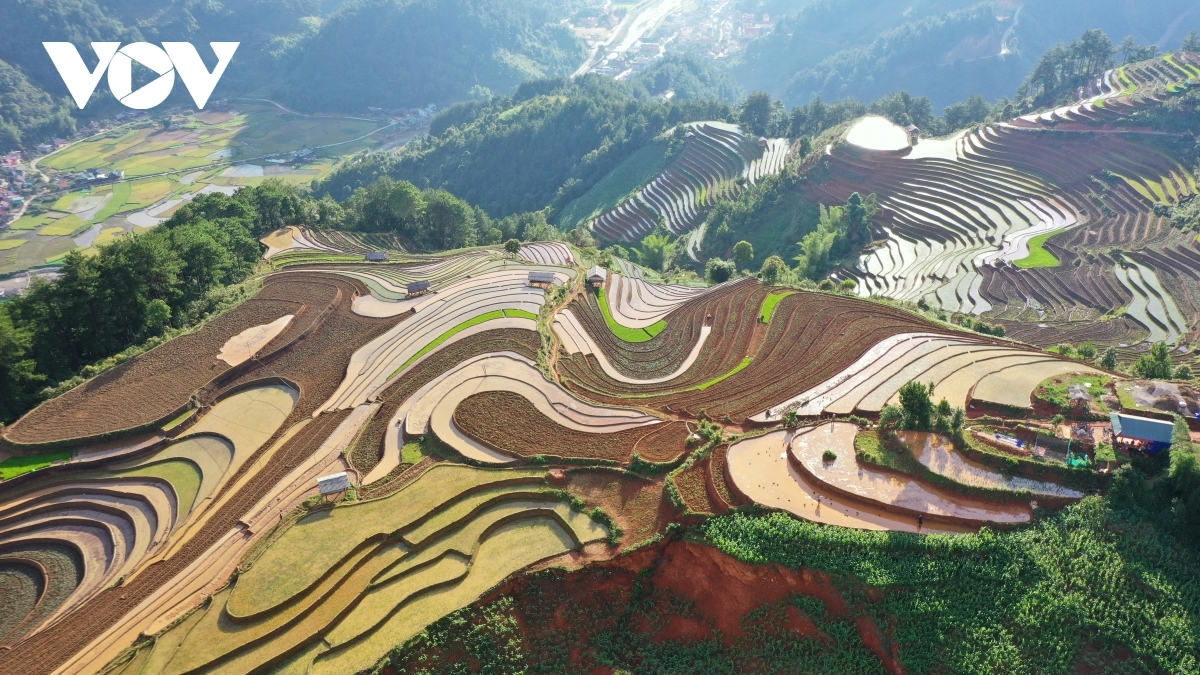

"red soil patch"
[381,540,906,675]
[673,457,719,515]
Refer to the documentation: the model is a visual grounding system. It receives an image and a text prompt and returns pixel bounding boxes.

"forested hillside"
[276,0,587,112]
[314,76,734,218]
[735,0,1200,108]
[0,59,76,152]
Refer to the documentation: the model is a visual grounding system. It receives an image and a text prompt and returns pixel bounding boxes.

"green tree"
[1119,36,1157,65]
[310,196,346,229]
[0,307,42,421]
[941,94,992,131]
[758,255,787,285]
[346,177,427,234]
[504,239,521,257]
[1175,365,1194,381]
[705,258,735,284]
[794,205,848,280]
[1134,342,1174,379]
[739,92,774,136]
[420,189,476,251]
[1099,346,1119,371]
[898,381,935,431]
[845,192,874,246]
[1077,341,1097,359]
[878,404,905,430]
[242,179,308,236]
[732,240,754,270]
[635,232,675,272]
[1183,31,1200,53]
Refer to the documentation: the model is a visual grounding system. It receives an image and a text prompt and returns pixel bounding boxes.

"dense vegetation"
[0,59,76,152]
[315,76,733,218]
[629,54,745,103]
[0,183,292,421]
[703,496,1199,674]
[276,0,585,112]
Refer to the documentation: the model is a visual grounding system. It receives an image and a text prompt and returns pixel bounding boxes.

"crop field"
[40,106,385,177]
[4,202,1198,674]
[806,54,1200,348]
[6,107,393,279]
[591,122,795,241]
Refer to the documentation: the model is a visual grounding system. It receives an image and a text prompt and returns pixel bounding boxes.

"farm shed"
[407,280,431,297]
[317,472,352,495]
[906,125,920,146]
[528,271,557,289]
[586,266,606,288]
[1110,412,1174,453]
[365,251,388,262]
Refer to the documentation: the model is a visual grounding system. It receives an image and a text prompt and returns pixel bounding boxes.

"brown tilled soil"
[347,328,542,476]
[673,457,716,514]
[566,279,768,382]
[0,272,400,675]
[562,468,674,547]
[567,290,966,423]
[708,444,747,508]
[380,540,906,675]
[674,455,730,516]
[4,276,340,448]
[453,390,690,464]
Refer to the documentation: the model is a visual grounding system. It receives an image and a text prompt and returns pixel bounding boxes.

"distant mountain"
[733,0,1200,109]
[0,0,588,150]
[275,0,587,112]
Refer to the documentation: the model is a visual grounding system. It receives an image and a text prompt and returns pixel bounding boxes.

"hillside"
[314,76,734,218]
[5,8,1200,675]
[728,51,1200,352]
[735,0,1200,108]
[275,0,587,112]
[0,0,587,150]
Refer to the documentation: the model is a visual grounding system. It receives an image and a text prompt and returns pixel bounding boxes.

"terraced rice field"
[808,54,1200,346]
[903,432,1083,498]
[724,429,964,533]
[0,382,296,647]
[113,464,606,675]
[0,228,1152,675]
[789,423,1031,525]
[750,332,1100,421]
[591,122,794,241]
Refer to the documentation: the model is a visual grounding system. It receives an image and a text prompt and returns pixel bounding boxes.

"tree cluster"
[793,192,875,282]
[1133,341,1192,381]
[879,380,965,440]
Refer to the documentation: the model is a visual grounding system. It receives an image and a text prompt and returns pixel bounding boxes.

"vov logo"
[43,42,239,110]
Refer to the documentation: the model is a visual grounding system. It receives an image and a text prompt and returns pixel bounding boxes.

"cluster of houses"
[0,156,31,227]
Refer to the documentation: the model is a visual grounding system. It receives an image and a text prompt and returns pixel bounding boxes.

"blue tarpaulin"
[1110,412,1175,453]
